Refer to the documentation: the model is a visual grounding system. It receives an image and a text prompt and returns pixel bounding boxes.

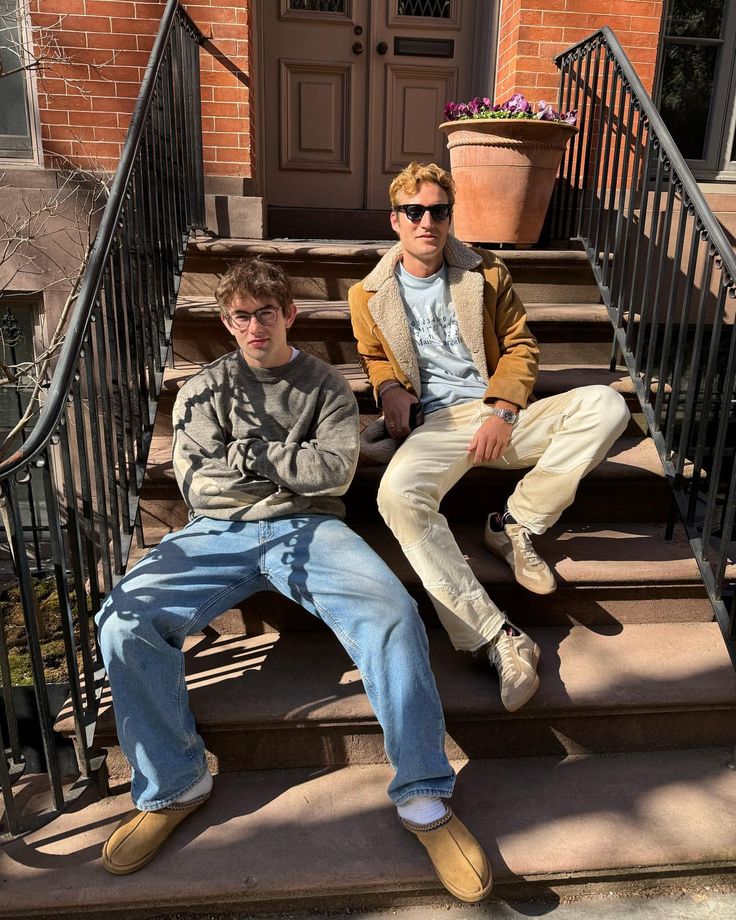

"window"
[0,0,38,160]
[656,0,736,176]
[0,299,37,435]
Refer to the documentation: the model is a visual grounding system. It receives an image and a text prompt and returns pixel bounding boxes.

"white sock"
[396,795,448,825]
[174,769,213,804]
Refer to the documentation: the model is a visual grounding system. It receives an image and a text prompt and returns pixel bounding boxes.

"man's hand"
[467,401,518,464]
[381,384,419,439]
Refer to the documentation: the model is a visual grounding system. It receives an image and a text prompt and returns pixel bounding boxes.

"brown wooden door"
[263,0,479,215]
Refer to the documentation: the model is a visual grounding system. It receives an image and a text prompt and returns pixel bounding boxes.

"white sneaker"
[484,516,557,595]
[487,623,540,712]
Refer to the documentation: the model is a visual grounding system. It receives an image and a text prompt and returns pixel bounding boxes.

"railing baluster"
[642,171,677,393]
[3,478,65,809]
[632,146,666,372]
[623,123,654,355]
[40,447,91,777]
[592,65,619,263]
[687,282,729,533]
[585,47,611,244]
[663,219,702,458]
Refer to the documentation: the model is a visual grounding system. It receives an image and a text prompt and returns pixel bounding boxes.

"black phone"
[408,402,424,430]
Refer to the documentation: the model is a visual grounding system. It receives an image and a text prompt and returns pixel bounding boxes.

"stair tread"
[159,360,650,401]
[174,294,607,323]
[186,237,593,264]
[64,622,736,743]
[4,748,736,916]
[128,520,734,590]
[143,434,670,486]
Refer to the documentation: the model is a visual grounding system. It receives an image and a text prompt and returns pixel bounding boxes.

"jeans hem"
[133,767,210,812]
[390,783,456,805]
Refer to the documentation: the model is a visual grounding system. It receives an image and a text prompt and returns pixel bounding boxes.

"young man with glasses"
[95,258,492,903]
[349,162,629,712]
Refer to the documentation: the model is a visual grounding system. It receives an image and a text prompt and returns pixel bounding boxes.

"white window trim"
[0,0,44,167]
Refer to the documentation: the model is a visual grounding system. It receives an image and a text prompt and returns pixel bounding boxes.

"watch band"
[488,406,518,425]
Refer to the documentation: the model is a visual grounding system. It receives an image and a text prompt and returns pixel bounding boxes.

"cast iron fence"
[0,0,204,840]
[552,27,736,663]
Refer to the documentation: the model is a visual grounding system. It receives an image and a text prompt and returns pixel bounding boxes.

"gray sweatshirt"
[172,349,360,521]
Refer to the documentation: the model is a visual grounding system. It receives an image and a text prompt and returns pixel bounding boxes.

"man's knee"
[377,469,437,528]
[582,385,630,437]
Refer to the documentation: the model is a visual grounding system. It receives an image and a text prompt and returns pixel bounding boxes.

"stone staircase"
[3,239,736,919]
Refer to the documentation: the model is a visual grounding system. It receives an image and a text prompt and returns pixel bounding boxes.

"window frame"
[0,0,43,166]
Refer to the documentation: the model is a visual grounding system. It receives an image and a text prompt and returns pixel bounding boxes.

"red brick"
[86,0,136,15]
[69,110,119,127]
[542,11,589,28]
[93,126,126,141]
[53,14,112,32]
[611,1,662,14]
[629,15,662,31]
[35,0,86,12]
[117,16,161,34]
[113,81,142,98]
[89,95,136,113]
[208,116,247,133]
[518,25,564,42]
[40,109,69,124]
[567,0,612,11]
[87,32,138,51]
[516,40,541,56]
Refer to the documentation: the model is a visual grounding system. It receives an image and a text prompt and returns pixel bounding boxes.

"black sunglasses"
[394,203,452,223]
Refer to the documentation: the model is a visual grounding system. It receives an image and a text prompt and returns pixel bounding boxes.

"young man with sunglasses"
[349,162,629,712]
[94,258,492,903]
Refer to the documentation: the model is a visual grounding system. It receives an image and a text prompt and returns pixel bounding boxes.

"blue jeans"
[95,514,455,810]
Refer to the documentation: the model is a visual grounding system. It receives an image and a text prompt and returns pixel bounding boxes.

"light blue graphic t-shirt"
[396,261,487,415]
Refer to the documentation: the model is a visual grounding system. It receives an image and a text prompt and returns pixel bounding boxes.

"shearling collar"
[361,234,489,394]
[361,234,483,291]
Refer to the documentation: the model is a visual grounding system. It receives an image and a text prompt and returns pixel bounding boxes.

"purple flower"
[563,109,578,125]
[502,93,532,114]
[535,100,559,121]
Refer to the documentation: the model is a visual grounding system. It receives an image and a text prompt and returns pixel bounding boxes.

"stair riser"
[95,707,735,775]
[132,512,713,632]
[180,258,600,305]
[141,467,673,536]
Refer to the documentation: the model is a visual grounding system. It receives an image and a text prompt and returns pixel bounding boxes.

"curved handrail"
[0,0,204,478]
[555,26,736,293]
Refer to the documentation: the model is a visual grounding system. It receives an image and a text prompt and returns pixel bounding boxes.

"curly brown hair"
[215,258,293,317]
[389,161,455,208]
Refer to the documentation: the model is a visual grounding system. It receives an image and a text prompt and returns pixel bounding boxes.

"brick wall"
[495,0,664,108]
[29,0,251,179]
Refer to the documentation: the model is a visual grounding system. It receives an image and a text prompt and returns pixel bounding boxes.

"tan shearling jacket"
[348,234,539,410]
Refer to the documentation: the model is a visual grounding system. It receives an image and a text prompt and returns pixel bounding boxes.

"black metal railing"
[552,27,736,661]
[0,0,204,840]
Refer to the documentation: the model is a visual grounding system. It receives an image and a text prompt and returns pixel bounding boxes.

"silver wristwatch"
[488,406,518,425]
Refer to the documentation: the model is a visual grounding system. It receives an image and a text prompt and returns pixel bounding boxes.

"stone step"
[4,748,736,918]
[127,521,717,632]
[169,296,612,366]
[154,360,649,437]
[181,241,600,304]
[56,623,736,772]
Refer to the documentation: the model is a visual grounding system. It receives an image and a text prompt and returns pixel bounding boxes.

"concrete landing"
[2,750,736,919]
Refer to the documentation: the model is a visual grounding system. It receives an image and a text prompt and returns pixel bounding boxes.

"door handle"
[353,41,364,54]
[376,41,388,55]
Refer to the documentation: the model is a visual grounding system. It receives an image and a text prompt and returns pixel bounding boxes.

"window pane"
[288,1,346,11]
[0,304,35,431]
[0,0,33,157]
[659,43,718,160]
[398,1,450,17]
[665,0,725,40]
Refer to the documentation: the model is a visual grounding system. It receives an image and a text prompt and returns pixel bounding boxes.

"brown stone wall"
[29,0,252,180]
[495,0,664,109]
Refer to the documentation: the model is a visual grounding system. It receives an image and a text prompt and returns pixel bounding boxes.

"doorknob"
[376,41,388,55]
[353,41,364,54]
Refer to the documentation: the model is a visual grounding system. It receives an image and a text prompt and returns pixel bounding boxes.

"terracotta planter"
[439,118,578,245]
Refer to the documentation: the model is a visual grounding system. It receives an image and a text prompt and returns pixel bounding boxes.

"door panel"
[366,0,474,207]
[263,0,480,213]
[264,0,369,207]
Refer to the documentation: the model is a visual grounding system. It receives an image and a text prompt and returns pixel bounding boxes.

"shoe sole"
[438,871,494,903]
